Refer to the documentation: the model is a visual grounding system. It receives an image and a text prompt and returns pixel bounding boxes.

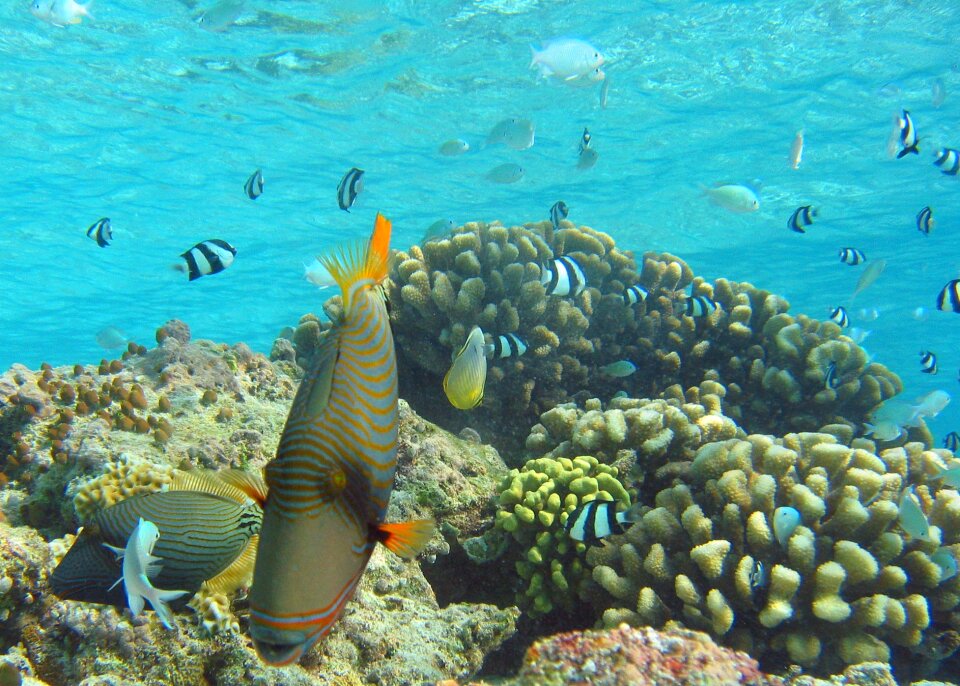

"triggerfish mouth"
[249,213,435,665]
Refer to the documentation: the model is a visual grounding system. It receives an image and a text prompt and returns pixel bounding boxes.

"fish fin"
[528,45,539,68]
[107,576,122,592]
[103,542,125,559]
[482,343,494,357]
[375,519,436,560]
[215,469,268,506]
[299,328,339,417]
[171,468,258,505]
[201,534,258,596]
[621,502,644,523]
[145,561,163,578]
[129,593,145,616]
[318,213,391,315]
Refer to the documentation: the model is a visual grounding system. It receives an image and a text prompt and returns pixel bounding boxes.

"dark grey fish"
[86,218,112,248]
[337,167,364,211]
[244,169,264,200]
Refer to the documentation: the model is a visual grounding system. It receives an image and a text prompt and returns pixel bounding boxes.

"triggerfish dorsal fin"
[170,469,253,506]
[215,469,269,507]
[318,212,392,316]
[374,519,436,560]
[202,534,259,596]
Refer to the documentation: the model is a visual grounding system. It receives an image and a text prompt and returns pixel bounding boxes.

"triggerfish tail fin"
[375,519,436,560]
[318,212,391,315]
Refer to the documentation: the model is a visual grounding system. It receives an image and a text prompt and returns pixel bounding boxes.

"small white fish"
[702,184,760,213]
[30,0,92,26]
[303,259,335,289]
[486,163,524,184]
[913,389,950,419]
[864,420,903,442]
[851,258,886,300]
[856,307,879,322]
[847,327,871,345]
[198,0,246,31]
[438,139,470,156]
[486,118,535,150]
[577,147,599,170]
[790,130,804,170]
[104,518,189,629]
[530,38,604,82]
[422,219,457,243]
[600,76,610,108]
[96,326,128,350]
[898,487,931,541]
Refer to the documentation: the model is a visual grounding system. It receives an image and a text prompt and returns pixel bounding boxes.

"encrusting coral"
[579,432,960,675]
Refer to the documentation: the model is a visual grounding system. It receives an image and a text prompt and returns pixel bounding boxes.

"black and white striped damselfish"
[549,201,569,230]
[336,167,364,211]
[244,169,264,200]
[917,207,934,235]
[943,431,960,452]
[829,305,849,327]
[178,239,237,281]
[485,333,527,358]
[934,148,960,175]
[787,205,817,233]
[564,498,643,544]
[86,217,112,248]
[839,247,865,265]
[541,256,587,296]
[249,214,435,666]
[623,284,649,305]
[685,295,718,317]
[897,110,919,158]
[936,279,960,313]
[824,361,840,390]
[920,350,938,374]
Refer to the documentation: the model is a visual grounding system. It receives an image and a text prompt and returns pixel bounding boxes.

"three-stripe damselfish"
[249,213,435,666]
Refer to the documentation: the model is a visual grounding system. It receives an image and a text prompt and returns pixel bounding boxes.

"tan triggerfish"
[249,213,435,665]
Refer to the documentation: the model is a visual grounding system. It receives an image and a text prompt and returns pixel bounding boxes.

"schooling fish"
[917,206,934,235]
[932,78,947,109]
[685,295,718,318]
[942,431,960,452]
[790,129,804,170]
[96,326,128,350]
[839,248,865,266]
[530,38,604,82]
[702,183,760,213]
[600,360,637,378]
[932,548,958,581]
[577,147,599,170]
[898,487,931,541]
[851,258,886,300]
[336,167,364,211]
[829,305,849,328]
[86,217,112,248]
[177,239,236,281]
[438,139,470,156]
[600,77,610,108]
[541,256,587,297]
[249,214,435,665]
[787,205,817,233]
[486,118,535,150]
[485,333,527,359]
[934,148,960,175]
[935,463,960,488]
[920,350,938,375]
[443,325,487,410]
[824,361,840,389]
[103,518,190,630]
[197,0,245,31]
[486,163,524,184]
[936,279,960,313]
[565,498,642,544]
[623,284,648,305]
[244,169,264,200]
[30,0,92,26]
[896,110,919,158]
[549,201,569,230]
[421,219,457,244]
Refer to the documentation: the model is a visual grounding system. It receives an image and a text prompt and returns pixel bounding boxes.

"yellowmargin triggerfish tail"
[249,212,435,666]
[443,325,487,410]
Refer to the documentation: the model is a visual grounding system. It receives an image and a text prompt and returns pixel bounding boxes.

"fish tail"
[529,45,539,68]
[375,519,436,560]
[318,213,392,314]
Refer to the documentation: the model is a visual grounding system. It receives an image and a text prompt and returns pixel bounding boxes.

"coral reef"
[492,454,631,616]
[581,432,960,675]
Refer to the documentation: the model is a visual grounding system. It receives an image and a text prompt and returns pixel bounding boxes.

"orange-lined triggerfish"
[249,213,435,665]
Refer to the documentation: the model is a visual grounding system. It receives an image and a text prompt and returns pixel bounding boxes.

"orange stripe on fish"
[249,213,434,666]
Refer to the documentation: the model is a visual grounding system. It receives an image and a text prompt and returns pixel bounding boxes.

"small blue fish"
[772,506,801,546]
[920,350,938,375]
[898,487,931,541]
[942,431,959,452]
[600,360,637,378]
[838,248,865,266]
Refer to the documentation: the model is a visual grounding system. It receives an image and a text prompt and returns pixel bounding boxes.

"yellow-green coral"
[72,454,174,520]
[582,433,960,673]
[495,455,631,616]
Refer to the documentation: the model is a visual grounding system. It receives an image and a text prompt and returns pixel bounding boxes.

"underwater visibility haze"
[2,0,960,684]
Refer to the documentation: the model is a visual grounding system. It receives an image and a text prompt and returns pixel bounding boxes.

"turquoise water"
[2,0,958,436]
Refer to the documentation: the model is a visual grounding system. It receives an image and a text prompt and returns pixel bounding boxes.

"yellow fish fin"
[318,213,391,315]
[201,534,258,595]
[170,469,251,504]
[215,469,268,506]
[375,519,436,560]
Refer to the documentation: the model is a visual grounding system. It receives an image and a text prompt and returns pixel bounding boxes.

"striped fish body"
[541,256,586,297]
[685,295,718,318]
[937,279,960,313]
[250,214,433,666]
[935,148,960,175]
[897,110,919,157]
[549,201,568,230]
[623,284,648,305]
[838,247,865,265]
[829,305,849,327]
[564,500,636,543]
[51,489,261,607]
[487,333,527,359]
[787,205,816,233]
[336,167,364,211]
[244,169,264,199]
[920,350,938,374]
[917,207,934,235]
[181,239,236,281]
[944,431,960,452]
[87,217,112,248]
